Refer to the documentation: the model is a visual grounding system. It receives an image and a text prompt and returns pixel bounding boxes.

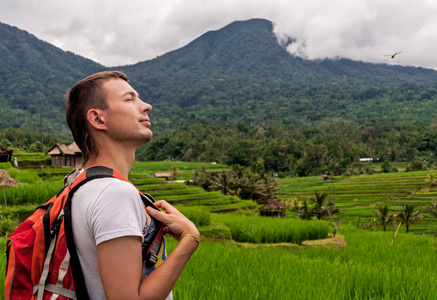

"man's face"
[101,78,153,146]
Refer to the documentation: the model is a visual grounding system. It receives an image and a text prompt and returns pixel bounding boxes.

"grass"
[2,162,437,299]
[213,214,330,244]
[130,161,229,180]
[168,226,437,299]
[2,227,437,299]
[3,181,64,206]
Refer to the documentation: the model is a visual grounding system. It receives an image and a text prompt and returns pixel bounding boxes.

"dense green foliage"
[191,164,280,204]
[0,127,69,152]
[138,123,437,176]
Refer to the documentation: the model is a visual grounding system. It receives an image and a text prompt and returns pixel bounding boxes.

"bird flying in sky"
[384,51,403,59]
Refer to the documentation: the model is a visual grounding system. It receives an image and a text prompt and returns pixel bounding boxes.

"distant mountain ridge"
[1,19,437,136]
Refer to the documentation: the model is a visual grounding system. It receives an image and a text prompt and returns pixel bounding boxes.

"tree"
[191,165,211,190]
[228,164,250,198]
[257,175,280,204]
[406,160,424,172]
[169,166,181,181]
[424,173,437,187]
[374,205,395,231]
[287,197,301,212]
[425,199,437,218]
[309,192,339,220]
[298,199,313,220]
[381,161,392,173]
[396,203,424,233]
[209,171,232,195]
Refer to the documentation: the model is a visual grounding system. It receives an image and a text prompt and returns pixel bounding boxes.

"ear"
[86,109,107,131]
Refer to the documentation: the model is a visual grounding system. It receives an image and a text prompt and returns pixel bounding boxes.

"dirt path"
[235,235,347,249]
[301,234,347,248]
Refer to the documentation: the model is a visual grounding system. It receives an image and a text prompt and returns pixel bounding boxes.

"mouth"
[139,118,151,127]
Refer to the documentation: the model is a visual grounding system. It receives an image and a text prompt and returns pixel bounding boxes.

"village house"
[46,142,82,167]
[0,145,13,162]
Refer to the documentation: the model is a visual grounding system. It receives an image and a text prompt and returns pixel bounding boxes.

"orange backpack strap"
[63,166,164,298]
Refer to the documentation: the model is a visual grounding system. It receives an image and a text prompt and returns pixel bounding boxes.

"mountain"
[1,19,437,137]
[0,22,104,135]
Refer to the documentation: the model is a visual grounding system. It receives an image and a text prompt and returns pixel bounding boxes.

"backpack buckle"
[148,253,158,266]
[146,240,161,267]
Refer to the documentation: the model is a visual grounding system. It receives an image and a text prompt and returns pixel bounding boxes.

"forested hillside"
[137,122,437,176]
[0,22,104,135]
[1,19,437,137]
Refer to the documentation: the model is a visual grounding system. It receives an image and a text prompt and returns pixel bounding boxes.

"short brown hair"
[66,71,129,167]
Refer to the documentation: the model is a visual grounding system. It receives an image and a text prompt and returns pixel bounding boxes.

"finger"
[146,206,169,223]
[154,200,179,214]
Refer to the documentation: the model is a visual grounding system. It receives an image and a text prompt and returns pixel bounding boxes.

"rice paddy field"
[1,160,437,299]
[277,171,437,233]
[168,228,437,299]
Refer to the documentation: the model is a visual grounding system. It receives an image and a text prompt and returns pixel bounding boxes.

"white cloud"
[0,0,437,69]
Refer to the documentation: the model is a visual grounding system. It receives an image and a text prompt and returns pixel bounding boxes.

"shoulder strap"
[63,166,164,299]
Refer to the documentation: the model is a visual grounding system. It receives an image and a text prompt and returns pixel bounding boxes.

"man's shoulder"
[73,177,139,202]
[80,176,136,192]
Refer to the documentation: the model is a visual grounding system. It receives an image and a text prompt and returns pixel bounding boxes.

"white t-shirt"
[71,177,148,300]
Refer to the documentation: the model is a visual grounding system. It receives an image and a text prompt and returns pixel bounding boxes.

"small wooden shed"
[259,201,290,218]
[0,145,13,162]
[153,172,173,180]
[46,142,82,167]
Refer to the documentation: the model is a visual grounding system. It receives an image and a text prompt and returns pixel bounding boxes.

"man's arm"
[98,200,199,300]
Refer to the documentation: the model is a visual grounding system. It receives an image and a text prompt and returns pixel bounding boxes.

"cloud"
[1,0,437,69]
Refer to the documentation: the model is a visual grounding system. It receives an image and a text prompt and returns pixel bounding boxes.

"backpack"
[4,166,164,300]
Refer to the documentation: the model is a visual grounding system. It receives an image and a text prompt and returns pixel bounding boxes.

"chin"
[142,131,153,143]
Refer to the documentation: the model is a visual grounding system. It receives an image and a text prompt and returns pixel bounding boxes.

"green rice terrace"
[1,159,437,299]
[277,170,437,233]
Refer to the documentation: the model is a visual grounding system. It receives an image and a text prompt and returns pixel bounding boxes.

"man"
[65,71,199,299]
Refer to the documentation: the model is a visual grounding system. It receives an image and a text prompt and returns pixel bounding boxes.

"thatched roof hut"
[0,169,19,206]
[46,142,82,167]
[0,145,13,162]
[259,201,290,218]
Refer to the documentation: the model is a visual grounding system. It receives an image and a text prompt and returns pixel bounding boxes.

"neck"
[85,143,136,179]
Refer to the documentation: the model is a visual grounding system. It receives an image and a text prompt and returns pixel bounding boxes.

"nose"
[140,99,152,113]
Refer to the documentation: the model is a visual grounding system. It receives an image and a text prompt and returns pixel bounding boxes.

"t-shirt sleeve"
[87,180,146,246]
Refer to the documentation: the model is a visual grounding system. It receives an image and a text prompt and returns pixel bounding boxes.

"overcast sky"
[1,0,437,70]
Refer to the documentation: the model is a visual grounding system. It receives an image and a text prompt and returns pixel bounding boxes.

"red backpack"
[4,166,164,300]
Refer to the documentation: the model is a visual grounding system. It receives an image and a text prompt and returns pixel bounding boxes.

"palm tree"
[396,203,424,233]
[287,198,302,212]
[374,205,395,231]
[425,199,437,218]
[209,171,231,195]
[298,199,313,220]
[425,173,437,187]
[192,165,210,190]
[228,165,250,198]
[242,170,269,204]
[259,175,280,203]
[309,192,339,220]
